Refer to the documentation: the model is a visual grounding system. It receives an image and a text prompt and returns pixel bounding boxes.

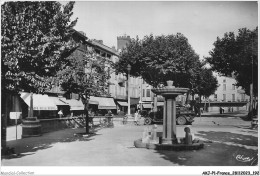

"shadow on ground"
[153,131,258,166]
[201,113,249,120]
[196,131,258,147]
[155,142,258,166]
[2,127,102,160]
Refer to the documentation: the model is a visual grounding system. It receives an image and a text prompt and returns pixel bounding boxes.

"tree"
[1,1,78,153]
[205,27,258,96]
[194,67,219,102]
[115,33,201,89]
[56,42,113,134]
[206,27,258,119]
[1,1,78,94]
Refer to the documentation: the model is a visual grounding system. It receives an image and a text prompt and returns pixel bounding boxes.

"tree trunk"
[204,96,206,112]
[153,94,158,112]
[248,83,253,120]
[185,91,190,104]
[84,92,89,134]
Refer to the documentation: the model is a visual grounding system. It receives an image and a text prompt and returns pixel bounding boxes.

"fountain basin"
[22,117,42,138]
[134,138,204,151]
[151,87,189,96]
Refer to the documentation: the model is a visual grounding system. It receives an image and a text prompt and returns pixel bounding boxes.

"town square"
[1,1,258,176]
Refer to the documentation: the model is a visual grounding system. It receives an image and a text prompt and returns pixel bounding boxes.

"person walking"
[134,111,139,125]
[58,110,63,119]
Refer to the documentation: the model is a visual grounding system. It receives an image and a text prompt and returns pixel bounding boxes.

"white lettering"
[236,154,254,162]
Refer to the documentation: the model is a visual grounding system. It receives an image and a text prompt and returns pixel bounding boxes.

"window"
[142,89,145,97]
[132,88,135,97]
[232,94,235,102]
[241,94,245,101]
[223,94,226,101]
[146,89,151,97]
[223,84,226,91]
[223,79,226,83]
[214,94,217,101]
[232,84,235,90]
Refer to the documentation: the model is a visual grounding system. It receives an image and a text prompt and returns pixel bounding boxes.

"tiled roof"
[91,40,120,56]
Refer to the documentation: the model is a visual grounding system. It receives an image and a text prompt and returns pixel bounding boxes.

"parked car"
[144,105,196,125]
[139,110,149,117]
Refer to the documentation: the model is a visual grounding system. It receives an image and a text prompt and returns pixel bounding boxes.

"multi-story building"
[201,74,249,112]
[107,35,142,114]
[21,30,121,118]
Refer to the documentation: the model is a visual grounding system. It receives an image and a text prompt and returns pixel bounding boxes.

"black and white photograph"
[1,1,258,175]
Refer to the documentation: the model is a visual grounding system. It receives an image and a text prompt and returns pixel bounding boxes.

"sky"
[61,1,258,60]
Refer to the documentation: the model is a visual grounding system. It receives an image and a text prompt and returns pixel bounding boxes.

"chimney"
[79,31,86,36]
[112,46,116,52]
[94,39,103,44]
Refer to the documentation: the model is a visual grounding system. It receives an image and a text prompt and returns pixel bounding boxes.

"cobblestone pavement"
[2,111,258,167]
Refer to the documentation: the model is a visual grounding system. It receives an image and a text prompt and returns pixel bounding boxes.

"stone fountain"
[134,80,204,150]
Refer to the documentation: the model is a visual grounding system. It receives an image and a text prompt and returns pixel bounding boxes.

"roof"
[91,40,120,56]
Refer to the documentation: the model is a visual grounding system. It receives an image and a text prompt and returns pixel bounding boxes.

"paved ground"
[1,111,258,166]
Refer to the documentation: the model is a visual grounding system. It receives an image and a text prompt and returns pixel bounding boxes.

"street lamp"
[127,64,131,116]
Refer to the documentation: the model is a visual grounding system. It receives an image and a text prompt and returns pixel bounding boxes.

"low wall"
[39,116,125,133]
[39,116,126,133]
[39,117,85,133]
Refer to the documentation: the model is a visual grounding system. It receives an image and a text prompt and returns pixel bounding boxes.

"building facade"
[107,36,142,114]
[201,74,250,112]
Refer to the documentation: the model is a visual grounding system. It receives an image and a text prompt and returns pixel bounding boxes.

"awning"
[20,92,57,110]
[142,102,164,109]
[90,96,116,109]
[63,99,84,111]
[88,97,99,105]
[117,101,128,107]
[157,102,164,106]
[143,104,152,109]
[49,97,69,106]
[130,98,140,105]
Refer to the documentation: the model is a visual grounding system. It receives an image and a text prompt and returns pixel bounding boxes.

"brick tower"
[117,35,131,51]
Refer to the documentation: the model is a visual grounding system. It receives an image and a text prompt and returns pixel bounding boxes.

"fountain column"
[152,81,188,145]
[162,94,179,144]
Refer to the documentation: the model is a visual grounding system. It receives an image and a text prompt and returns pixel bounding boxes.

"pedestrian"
[58,110,63,118]
[134,111,139,125]
[106,110,113,125]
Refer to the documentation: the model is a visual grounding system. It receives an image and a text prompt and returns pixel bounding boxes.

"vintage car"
[143,104,196,125]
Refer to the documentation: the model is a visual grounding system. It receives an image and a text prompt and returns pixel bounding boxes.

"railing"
[203,99,248,103]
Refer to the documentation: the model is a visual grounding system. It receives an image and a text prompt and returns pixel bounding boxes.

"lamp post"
[127,64,131,116]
